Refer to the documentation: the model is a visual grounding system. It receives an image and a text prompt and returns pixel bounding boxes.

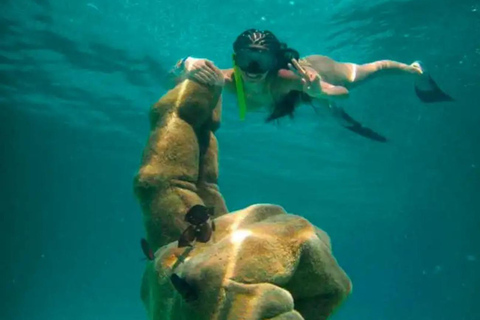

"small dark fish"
[178,205,215,248]
[140,238,154,261]
[178,226,196,248]
[178,224,214,248]
[184,205,215,225]
[195,223,213,243]
[170,273,197,302]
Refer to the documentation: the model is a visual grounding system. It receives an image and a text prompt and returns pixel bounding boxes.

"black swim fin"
[344,124,388,142]
[336,107,388,143]
[413,61,454,103]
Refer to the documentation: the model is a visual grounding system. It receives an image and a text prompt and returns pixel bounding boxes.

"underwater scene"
[1,0,479,319]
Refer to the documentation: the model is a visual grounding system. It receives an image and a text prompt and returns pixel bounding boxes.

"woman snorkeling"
[170,29,452,142]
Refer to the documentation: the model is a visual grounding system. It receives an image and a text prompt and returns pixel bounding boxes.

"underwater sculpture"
[133,78,352,320]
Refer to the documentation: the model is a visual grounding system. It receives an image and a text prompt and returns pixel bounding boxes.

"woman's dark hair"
[233,29,282,52]
[233,29,308,122]
[266,44,310,122]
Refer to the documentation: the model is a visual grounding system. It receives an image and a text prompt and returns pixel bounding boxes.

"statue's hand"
[146,204,351,320]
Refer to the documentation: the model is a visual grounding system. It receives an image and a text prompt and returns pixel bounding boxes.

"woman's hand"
[184,58,225,86]
[288,59,324,98]
[283,59,349,99]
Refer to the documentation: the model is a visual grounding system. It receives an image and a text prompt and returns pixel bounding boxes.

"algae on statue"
[134,79,352,320]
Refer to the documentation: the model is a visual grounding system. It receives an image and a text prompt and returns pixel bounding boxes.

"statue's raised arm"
[133,75,352,320]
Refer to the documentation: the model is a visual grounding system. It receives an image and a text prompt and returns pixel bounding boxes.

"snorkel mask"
[234,48,278,74]
[232,49,278,121]
[232,29,281,120]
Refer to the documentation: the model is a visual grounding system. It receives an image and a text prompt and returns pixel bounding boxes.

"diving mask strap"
[232,54,247,121]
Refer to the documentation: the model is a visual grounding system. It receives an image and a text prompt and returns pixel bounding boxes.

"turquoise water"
[1,0,479,319]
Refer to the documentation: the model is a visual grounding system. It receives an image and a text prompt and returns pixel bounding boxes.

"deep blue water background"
[1,0,479,319]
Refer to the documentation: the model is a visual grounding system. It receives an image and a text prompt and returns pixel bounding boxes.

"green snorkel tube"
[232,54,247,121]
